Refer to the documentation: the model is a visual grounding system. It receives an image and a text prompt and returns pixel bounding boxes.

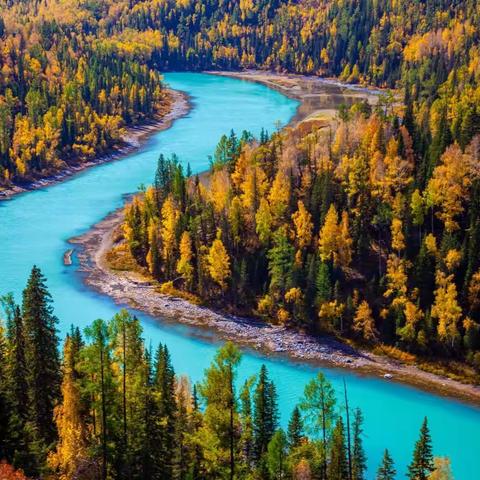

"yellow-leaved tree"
[176,231,194,288]
[292,200,313,250]
[160,195,179,273]
[431,270,462,348]
[426,144,471,232]
[318,204,339,263]
[207,230,231,291]
[48,337,87,480]
[353,300,378,341]
[318,205,352,268]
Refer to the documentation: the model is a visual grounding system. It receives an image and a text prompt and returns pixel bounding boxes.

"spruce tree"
[189,385,203,479]
[328,417,349,480]
[408,417,435,480]
[0,318,10,461]
[352,408,366,480]
[22,266,60,457]
[376,449,396,480]
[287,406,303,449]
[154,344,177,478]
[253,365,279,460]
[316,261,332,304]
[2,296,30,469]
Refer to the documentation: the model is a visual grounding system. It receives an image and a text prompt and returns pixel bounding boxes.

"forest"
[2,0,480,186]
[0,0,167,185]
[118,80,480,382]
[0,267,451,480]
[1,0,479,477]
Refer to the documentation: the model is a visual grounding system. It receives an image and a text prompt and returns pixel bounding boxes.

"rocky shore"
[0,89,189,201]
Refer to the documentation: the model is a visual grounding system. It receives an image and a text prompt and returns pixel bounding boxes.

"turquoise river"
[0,73,479,478]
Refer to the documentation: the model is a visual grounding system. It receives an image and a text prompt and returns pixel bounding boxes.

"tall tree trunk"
[344,379,352,480]
[229,364,235,480]
[100,342,107,480]
[321,385,327,480]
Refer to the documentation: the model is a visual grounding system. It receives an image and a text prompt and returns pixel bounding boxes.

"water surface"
[0,73,479,478]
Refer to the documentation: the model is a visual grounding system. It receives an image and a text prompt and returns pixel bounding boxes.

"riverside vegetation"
[117,95,480,384]
[0,267,452,480]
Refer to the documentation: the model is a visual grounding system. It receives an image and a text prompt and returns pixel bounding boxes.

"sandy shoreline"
[209,70,382,124]
[66,70,480,406]
[0,89,190,202]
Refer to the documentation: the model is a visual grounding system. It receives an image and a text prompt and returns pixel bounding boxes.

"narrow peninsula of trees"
[117,85,480,381]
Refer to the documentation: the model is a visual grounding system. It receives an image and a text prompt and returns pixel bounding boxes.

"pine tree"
[300,372,336,478]
[109,310,147,479]
[1,296,31,472]
[352,409,366,480]
[267,226,295,299]
[253,365,279,461]
[83,319,116,480]
[408,417,435,480]
[154,344,177,479]
[376,449,396,480]
[189,385,203,479]
[0,317,10,461]
[22,266,60,460]
[239,379,254,467]
[197,342,241,480]
[316,261,332,305]
[287,406,303,449]
[328,417,348,480]
[173,376,193,480]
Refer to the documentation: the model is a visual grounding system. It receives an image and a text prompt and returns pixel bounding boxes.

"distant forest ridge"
[1,0,480,183]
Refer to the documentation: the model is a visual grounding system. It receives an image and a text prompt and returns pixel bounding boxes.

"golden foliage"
[291,201,313,250]
[207,231,231,290]
[353,300,378,341]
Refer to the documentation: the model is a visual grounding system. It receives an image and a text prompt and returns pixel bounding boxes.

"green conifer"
[407,417,435,480]
[376,449,396,480]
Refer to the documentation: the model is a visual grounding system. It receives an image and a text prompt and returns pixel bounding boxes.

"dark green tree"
[287,405,303,449]
[352,408,366,480]
[266,429,287,480]
[316,261,332,305]
[253,365,279,461]
[1,295,30,469]
[154,343,177,478]
[22,266,60,461]
[83,318,117,480]
[407,417,435,480]
[328,417,349,480]
[376,449,396,480]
